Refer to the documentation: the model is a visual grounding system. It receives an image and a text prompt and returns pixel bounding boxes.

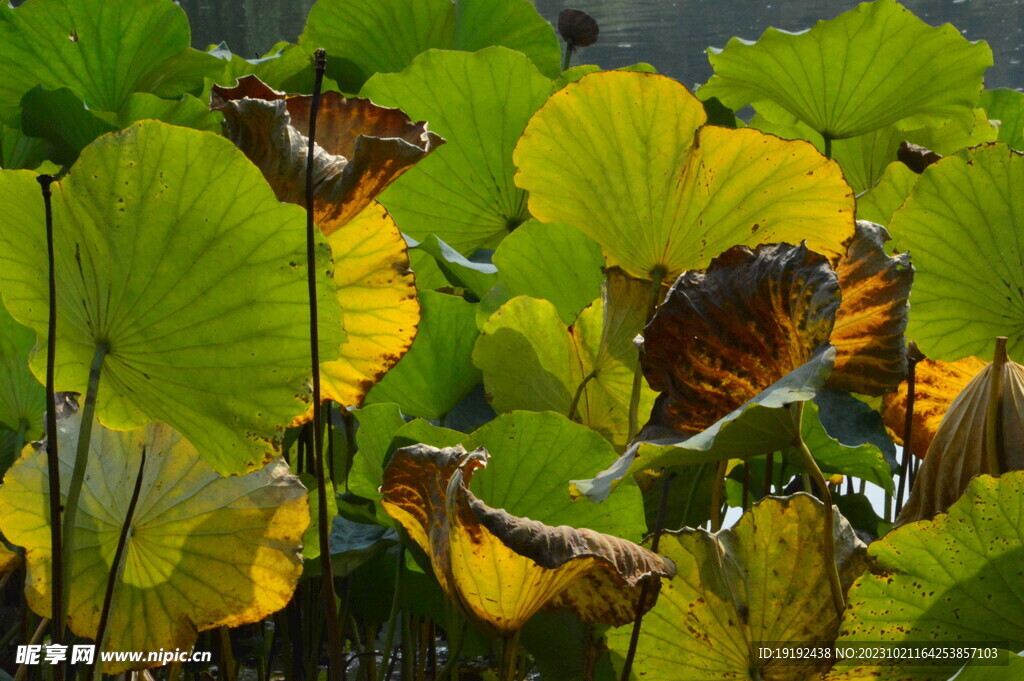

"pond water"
[177,0,1024,89]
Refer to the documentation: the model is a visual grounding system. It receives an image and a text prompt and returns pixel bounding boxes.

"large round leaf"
[0,121,343,474]
[610,494,867,681]
[0,411,308,673]
[889,143,1024,361]
[299,0,561,92]
[0,0,221,125]
[363,47,554,254]
[699,0,992,140]
[513,71,854,280]
[827,472,1024,681]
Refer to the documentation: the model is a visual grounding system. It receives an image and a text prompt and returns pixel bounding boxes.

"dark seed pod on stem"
[558,8,599,70]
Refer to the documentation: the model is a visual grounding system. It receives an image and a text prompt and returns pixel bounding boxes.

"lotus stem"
[304,47,345,681]
[742,463,751,511]
[627,268,667,440]
[763,452,774,497]
[562,42,575,72]
[60,341,107,627]
[710,461,727,532]
[618,470,676,681]
[220,626,238,681]
[791,402,845,617]
[499,630,522,681]
[379,545,406,681]
[12,618,48,681]
[823,133,833,160]
[984,337,1008,476]
[681,463,708,528]
[568,370,598,422]
[87,446,147,681]
[895,349,922,516]
[37,174,65,664]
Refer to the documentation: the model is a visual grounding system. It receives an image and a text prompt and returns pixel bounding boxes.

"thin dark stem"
[499,630,522,681]
[12,618,48,681]
[305,48,344,681]
[895,353,920,516]
[791,402,845,616]
[568,371,598,422]
[379,545,406,681]
[562,42,575,71]
[87,446,147,681]
[823,134,833,160]
[618,471,676,681]
[38,174,64,665]
[763,452,774,497]
[742,463,750,511]
[710,461,727,532]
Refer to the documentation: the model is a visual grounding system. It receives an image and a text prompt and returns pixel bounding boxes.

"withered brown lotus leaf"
[211,75,443,235]
[827,221,913,395]
[897,338,1024,525]
[381,444,675,634]
[882,354,986,459]
[641,242,839,436]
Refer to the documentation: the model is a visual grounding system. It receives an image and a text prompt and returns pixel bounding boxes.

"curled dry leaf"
[826,221,913,395]
[882,354,986,459]
[211,75,443,235]
[381,444,675,634]
[897,338,1024,525]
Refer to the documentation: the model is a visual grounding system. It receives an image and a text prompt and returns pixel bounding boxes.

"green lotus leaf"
[207,41,341,95]
[981,89,1024,149]
[553,63,659,90]
[789,401,894,493]
[0,305,44,474]
[826,472,1024,681]
[0,411,309,673]
[0,0,222,126]
[365,291,482,419]
[953,653,1024,681]
[364,47,553,254]
[348,403,409,513]
[298,472,340,561]
[571,346,835,503]
[700,0,992,140]
[0,121,343,474]
[857,162,920,226]
[0,123,53,171]
[300,0,561,92]
[889,143,1024,361]
[405,234,498,299]
[610,494,868,681]
[514,70,854,280]
[473,295,656,449]
[302,516,399,579]
[482,220,606,325]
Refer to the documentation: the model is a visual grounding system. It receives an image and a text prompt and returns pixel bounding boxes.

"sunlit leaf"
[0,121,342,474]
[0,411,309,673]
[381,440,673,633]
[363,47,553,254]
[405,234,498,299]
[318,202,420,410]
[365,291,481,419]
[514,70,853,280]
[790,401,894,493]
[0,0,222,125]
[827,472,1024,681]
[897,341,1024,525]
[981,88,1024,149]
[299,0,561,92]
[0,304,44,467]
[827,221,912,395]
[857,162,920,226]
[483,220,605,325]
[881,355,986,459]
[700,0,992,140]
[473,295,656,449]
[611,494,867,681]
[889,143,1024,361]
[953,653,1024,681]
[212,75,443,237]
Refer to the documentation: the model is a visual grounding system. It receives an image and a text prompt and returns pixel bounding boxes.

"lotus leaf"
[700,0,992,140]
[381,442,673,633]
[363,47,553,253]
[0,123,53,171]
[610,494,867,681]
[0,411,308,673]
[981,89,1024,149]
[0,121,342,474]
[889,143,1024,361]
[882,355,985,460]
[473,295,656,449]
[405,234,498,299]
[953,653,1024,681]
[318,202,420,410]
[366,291,481,419]
[857,162,920,226]
[513,70,854,280]
[0,304,44,468]
[299,0,561,92]
[0,0,221,126]
[212,75,443,237]
[827,472,1024,681]
[897,340,1024,525]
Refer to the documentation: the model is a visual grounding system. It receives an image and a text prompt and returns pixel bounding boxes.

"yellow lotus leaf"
[882,354,985,459]
[897,339,1024,525]
[513,70,854,281]
[381,444,674,634]
[211,75,443,235]
[0,412,309,673]
[0,542,20,574]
